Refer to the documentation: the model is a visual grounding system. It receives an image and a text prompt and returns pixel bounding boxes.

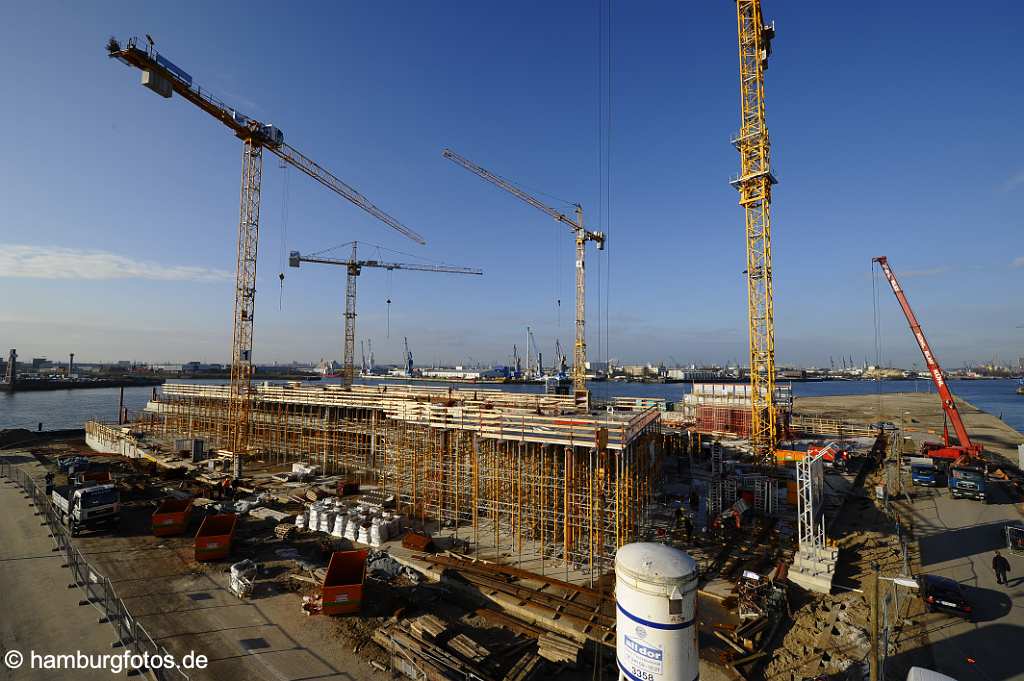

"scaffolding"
[795,450,825,553]
[137,382,662,570]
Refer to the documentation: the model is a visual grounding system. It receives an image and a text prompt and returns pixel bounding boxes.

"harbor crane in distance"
[512,345,522,379]
[289,243,482,387]
[555,339,569,375]
[443,148,604,412]
[731,2,779,464]
[872,256,983,463]
[403,337,414,377]
[107,36,425,467]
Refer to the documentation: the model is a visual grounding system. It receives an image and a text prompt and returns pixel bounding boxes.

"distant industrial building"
[420,367,507,380]
[667,368,723,381]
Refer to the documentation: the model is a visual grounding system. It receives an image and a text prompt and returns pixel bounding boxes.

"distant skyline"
[1,2,1021,369]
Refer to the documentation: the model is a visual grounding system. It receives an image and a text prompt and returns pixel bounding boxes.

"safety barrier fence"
[0,461,189,681]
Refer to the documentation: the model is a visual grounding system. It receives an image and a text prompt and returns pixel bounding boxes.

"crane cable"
[386,268,393,339]
[871,260,883,412]
[277,163,290,310]
[603,0,613,375]
[593,1,611,679]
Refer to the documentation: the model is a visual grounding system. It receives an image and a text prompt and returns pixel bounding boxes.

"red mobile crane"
[872,256,983,464]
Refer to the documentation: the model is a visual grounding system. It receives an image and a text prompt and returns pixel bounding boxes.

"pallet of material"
[274,522,297,540]
[537,633,581,665]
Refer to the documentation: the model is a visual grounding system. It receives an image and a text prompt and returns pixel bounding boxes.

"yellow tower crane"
[730,2,778,463]
[107,36,425,469]
[289,243,482,387]
[442,149,604,412]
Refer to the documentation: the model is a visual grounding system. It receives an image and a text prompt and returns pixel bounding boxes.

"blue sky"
[0,1,1020,368]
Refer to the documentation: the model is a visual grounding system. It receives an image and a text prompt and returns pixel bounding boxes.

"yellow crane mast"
[107,36,425,469]
[730,2,778,463]
[289,243,482,387]
[442,149,605,412]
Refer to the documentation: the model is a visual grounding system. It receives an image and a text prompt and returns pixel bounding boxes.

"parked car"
[911,464,944,487]
[917,574,972,619]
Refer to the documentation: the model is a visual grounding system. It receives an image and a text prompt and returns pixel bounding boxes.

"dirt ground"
[795,392,1024,466]
[3,440,589,681]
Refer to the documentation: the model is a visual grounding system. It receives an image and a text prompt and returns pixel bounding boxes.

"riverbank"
[795,392,1024,465]
[0,376,163,393]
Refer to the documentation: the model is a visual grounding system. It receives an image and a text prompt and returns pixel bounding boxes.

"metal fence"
[0,461,189,681]
[877,477,914,681]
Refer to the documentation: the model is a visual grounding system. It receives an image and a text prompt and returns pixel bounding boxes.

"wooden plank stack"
[537,633,581,665]
[447,633,490,664]
[409,614,447,639]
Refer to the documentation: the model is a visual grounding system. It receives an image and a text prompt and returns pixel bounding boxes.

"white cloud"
[1013,256,1024,268]
[0,244,231,283]
[899,266,951,279]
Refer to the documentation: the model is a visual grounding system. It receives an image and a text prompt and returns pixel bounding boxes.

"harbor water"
[2,377,1023,435]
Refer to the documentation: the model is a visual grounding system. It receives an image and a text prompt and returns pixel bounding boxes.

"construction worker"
[222,477,233,500]
[684,514,694,543]
[993,551,1011,585]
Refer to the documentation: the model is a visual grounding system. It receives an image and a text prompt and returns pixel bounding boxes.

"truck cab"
[52,483,120,535]
[948,461,987,502]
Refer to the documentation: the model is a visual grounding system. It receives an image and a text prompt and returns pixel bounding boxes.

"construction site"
[2,3,1022,681]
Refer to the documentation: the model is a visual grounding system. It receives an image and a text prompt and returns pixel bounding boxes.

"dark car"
[918,574,972,619]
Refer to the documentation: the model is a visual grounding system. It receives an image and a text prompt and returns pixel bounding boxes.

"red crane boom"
[872,256,981,460]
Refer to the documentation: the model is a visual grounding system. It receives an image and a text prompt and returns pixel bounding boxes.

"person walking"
[993,551,1011,585]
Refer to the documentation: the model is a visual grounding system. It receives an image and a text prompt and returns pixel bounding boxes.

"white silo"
[615,543,699,681]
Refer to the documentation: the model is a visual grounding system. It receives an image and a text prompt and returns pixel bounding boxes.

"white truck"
[52,483,120,536]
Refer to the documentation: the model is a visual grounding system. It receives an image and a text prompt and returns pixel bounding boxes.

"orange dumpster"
[194,513,237,562]
[321,549,368,616]
[774,449,804,464]
[152,497,193,536]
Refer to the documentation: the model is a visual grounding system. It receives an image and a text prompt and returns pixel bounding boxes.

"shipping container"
[321,549,368,616]
[194,513,237,562]
[152,496,193,536]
